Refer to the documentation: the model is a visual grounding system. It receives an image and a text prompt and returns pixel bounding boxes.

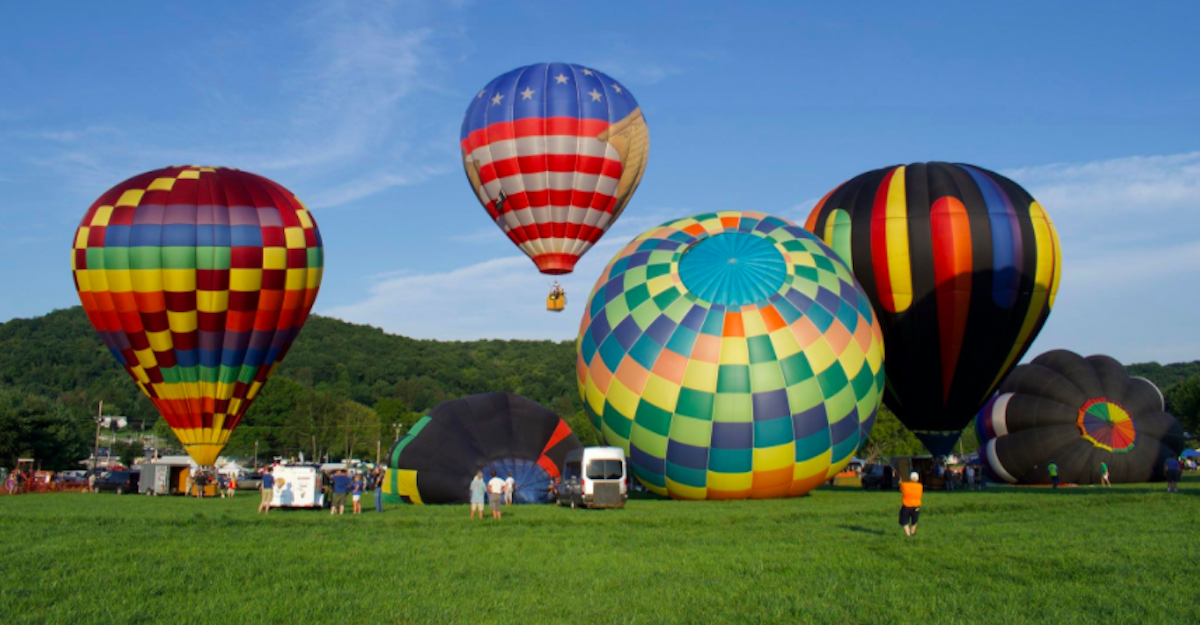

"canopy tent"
[1181,449,1200,459]
[218,461,247,475]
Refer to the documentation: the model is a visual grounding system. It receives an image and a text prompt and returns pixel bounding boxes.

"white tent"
[218,461,247,476]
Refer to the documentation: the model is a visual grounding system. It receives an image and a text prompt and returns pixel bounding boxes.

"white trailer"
[269,464,326,508]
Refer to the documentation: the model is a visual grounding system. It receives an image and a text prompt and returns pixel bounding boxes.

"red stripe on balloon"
[869,168,897,313]
[930,196,973,403]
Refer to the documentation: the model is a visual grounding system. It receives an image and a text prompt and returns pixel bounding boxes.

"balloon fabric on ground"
[383,393,581,504]
[71,166,324,467]
[576,211,885,500]
[976,350,1186,485]
[805,162,1062,456]
[461,62,650,275]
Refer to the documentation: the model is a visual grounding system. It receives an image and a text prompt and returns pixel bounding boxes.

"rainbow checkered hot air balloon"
[806,163,1062,456]
[576,211,885,500]
[71,166,323,466]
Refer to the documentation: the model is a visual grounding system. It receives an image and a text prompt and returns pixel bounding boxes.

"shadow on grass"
[838,524,886,536]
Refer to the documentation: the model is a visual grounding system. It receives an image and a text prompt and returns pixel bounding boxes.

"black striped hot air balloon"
[806,163,1062,455]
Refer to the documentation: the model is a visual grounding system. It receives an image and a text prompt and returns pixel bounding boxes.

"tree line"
[1,307,1196,470]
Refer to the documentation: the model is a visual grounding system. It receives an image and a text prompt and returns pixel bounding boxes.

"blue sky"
[1,1,1197,363]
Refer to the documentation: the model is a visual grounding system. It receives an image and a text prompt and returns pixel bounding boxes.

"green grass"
[1,478,1197,624]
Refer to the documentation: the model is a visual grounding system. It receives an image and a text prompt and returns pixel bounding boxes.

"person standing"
[964,465,975,490]
[258,468,275,514]
[373,469,384,513]
[504,472,515,506]
[1165,456,1182,493]
[487,471,506,520]
[899,472,923,537]
[87,471,96,494]
[331,470,350,515]
[350,474,364,515]
[1047,460,1059,489]
[469,471,486,520]
[1100,461,1111,487]
[227,473,237,498]
[217,472,229,499]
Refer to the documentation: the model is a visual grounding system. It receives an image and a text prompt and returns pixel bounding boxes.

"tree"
[1166,374,1200,443]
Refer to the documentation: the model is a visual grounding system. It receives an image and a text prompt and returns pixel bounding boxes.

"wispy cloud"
[14,0,464,210]
[1011,151,1200,364]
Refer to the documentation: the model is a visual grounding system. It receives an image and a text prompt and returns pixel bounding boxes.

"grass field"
[1,478,1197,625]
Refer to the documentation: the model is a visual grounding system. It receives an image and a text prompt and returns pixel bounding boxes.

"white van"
[558,447,627,509]
[270,464,326,508]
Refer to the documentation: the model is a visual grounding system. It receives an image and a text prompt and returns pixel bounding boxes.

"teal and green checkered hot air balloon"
[576,211,885,500]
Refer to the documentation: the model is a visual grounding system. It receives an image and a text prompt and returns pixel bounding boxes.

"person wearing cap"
[899,472,923,537]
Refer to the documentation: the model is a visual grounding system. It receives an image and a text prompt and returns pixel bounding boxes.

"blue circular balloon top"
[678,232,787,306]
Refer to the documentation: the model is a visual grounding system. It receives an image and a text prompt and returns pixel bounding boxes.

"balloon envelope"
[71,166,324,466]
[806,162,1061,455]
[461,62,649,275]
[976,350,1186,484]
[576,211,885,499]
[383,393,582,504]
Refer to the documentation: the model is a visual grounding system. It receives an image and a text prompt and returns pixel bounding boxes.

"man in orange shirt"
[899,471,923,537]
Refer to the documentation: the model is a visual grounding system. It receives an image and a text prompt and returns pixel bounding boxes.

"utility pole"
[92,401,103,472]
[392,423,405,442]
[376,439,381,466]
[254,440,259,470]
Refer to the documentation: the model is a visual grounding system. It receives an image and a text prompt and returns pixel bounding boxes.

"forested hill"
[1,307,1197,469]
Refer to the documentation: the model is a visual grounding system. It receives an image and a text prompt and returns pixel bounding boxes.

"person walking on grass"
[258,468,275,514]
[1165,456,1182,493]
[1047,460,1059,489]
[373,468,384,513]
[331,470,350,515]
[351,474,364,515]
[964,465,975,490]
[469,471,486,520]
[504,472,515,506]
[218,472,228,499]
[487,471,506,520]
[1100,461,1111,488]
[899,472,923,537]
[227,473,237,498]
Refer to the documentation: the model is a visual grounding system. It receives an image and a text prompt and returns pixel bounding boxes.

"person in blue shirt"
[350,474,364,515]
[468,471,486,520]
[1165,456,1182,493]
[258,468,275,515]
[331,470,351,515]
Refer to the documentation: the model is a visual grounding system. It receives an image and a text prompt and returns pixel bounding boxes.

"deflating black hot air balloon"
[382,393,582,504]
[976,350,1186,485]
[805,163,1062,455]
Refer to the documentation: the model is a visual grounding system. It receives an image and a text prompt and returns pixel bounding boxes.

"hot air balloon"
[382,393,582,504]
[576,211,885,500]
[976,350,1185,485]
[805,163,1061,455]
[460,63,650,305]
[71,166,323,467]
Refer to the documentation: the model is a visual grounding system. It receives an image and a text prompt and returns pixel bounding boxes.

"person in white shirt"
[487,471,506,519]
[504,473,515,506]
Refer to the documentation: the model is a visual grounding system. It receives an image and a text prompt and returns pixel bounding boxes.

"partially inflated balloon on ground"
[576,211,885,499]
[976,350,1185,485]
[383,393,582,504]
[71,166,323,466]
[806,163,1062,455]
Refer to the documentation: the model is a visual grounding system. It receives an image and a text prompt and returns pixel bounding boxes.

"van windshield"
[586,459,623,480]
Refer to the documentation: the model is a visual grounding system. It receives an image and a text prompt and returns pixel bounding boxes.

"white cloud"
[1010,151,1200,364]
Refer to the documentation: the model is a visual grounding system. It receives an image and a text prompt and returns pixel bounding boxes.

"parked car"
[860,464,896,491]
[95,470,141,495]
[237,472,264,490]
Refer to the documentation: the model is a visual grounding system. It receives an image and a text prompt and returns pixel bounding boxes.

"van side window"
[565,462,582,480]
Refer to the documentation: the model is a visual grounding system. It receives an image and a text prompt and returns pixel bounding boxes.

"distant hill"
[1,307,1196,469]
